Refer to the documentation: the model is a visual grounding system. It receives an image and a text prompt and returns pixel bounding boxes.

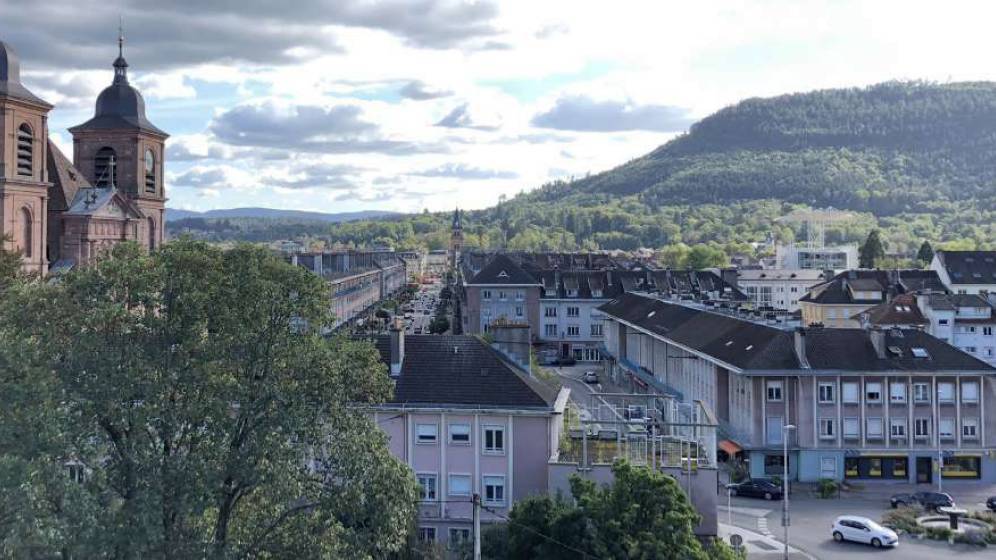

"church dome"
[0,40,51,107]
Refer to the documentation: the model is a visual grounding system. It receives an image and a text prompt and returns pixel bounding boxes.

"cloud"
[411,163,517,179]
[1,0,500,73]
[267,163,364,190]
[531,96,693,132]
[172,167,238,190]
[399,80,453,100]
[434,103,500,130]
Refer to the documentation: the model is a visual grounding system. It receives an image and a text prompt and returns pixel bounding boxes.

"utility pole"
[473,493,481,560]
[938,448,943,493]
[783,424,796,560]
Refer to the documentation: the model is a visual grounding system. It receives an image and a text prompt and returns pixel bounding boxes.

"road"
[405,282,441,335]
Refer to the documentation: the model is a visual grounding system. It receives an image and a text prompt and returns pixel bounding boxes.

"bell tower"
[68,26,169,251]
[0,40,52,274]
[450,207,463,269]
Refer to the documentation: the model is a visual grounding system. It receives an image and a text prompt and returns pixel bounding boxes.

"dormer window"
[144,149,156,193]
[16,124,32,176]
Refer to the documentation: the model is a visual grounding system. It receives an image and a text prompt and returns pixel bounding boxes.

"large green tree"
[491,461,738,560]
[0,240,417,559]
[917,240,935,264]
[859,229,886,268]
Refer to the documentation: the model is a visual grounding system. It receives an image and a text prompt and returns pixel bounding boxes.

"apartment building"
[917,293,996,365]
[736,268,825,312]
[597,292,996,483]
[931,250,996,294]
[775,242,857,270]
[365,329,569,548]
[799,269,946,327]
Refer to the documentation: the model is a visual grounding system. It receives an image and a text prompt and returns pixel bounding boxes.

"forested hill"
[518,81,996,215]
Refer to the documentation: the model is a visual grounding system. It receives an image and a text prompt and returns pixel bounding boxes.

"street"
[405,282,441,335]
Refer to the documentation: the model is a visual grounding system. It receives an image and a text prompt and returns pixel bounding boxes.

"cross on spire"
[113,16,129,84]
[118,15,124,59]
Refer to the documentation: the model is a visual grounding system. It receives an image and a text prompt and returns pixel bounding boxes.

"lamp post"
[783,424,796,560]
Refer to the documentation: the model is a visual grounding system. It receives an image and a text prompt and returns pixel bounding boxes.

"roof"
[737,269,825,281]
[599,292,994,373]
[366,335,556,408]
[65,186,145,218]
[46,140,91,212]
[800,269,946,305]
[936,250,996,285]
[467,254,539,285]
[851,294,927,326]
[0,40,51,107]
[69,52,167,137]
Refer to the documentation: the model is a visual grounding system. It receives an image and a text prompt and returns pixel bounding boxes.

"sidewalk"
[718,523,815,560]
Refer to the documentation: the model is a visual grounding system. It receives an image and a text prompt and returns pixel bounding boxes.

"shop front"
[844,455,909,480]
[941,455,982,480]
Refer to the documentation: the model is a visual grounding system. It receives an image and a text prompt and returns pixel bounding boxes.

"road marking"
[756,517,775,538]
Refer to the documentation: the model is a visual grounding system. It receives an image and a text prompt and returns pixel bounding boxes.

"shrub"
[953,530,989,547]
[881,506,923,535]
[817,478,837,499]
[925,526,953,541]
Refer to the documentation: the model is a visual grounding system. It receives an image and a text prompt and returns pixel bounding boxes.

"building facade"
[931,250,996,294]
[799,269,946,328]
[736,268,825,312]
[0,37,167,274]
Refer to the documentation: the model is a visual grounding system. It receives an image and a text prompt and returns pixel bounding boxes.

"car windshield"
[865,520,887,532]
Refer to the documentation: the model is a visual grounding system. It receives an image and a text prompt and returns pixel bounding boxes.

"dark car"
[557,357,577,366]
[987,496,996,511]
[889,491,954,511]
[727,479,783,501]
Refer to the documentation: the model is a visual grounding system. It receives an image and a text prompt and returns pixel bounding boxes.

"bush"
[925,526,953,541]
[817,478,837,499]
[881,506,923,535]
[954,530,989,547]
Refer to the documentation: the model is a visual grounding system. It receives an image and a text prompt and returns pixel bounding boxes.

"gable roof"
[800,269,946,305]
[65,186,145,219]
[851,294,927,326]
[365,335,556,409]
[46,140,91,212]
[936,250,996,285]
[467,254,539,285]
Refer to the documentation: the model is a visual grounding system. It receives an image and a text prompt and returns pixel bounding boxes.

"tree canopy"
[0,240,417,559]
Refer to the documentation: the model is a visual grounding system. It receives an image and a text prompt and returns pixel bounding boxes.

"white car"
[831,515,898,548]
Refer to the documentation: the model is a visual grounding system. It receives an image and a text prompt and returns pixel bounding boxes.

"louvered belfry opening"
[94,147,117,188]
[16,124,32,176]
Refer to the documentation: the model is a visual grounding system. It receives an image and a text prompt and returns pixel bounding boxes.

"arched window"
[144,149,156,193]
[94,147,118,189]
[148,217,157,251]
[16,124,32,176]
[20,207,32,259]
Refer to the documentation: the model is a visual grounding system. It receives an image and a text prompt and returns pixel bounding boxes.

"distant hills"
[166,207,400,223]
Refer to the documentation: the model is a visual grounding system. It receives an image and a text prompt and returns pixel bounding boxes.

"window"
[938,319,949,325]
[914,418,930,438]
[985,327,993,336]
[94,147,118,189]
[482,290,492,300]
[590,324,604,337]
[938,382,954,403]
[843,417,859,439]
[962,418,979,439]
[865,382,882,403]
[842,382,859,403]
[144,149,156,192]
[448,474,471,496]
[766,380,783,402]
[65,462,86,484]
[498,291,507,300]
[914,383,930,403]
[544,324,557,337]
[866,417,883,439]
[19,207,31,259]
[961,382,979,403]
[449,423,470,444]
[763,454,786,475]
[515,289,524,301]
[889,418,906,439]
[483,425,505,453]
[819,418,834,439]
[483,475,505,505]
[939,418,955,439]
[515,306,523,318]
[417,473,437,501]
[416,423,438,444]
[16,123,32,176]
[818,382,835,403]
[566,325,580,337]
[567,306,580,317]
[889,382,906,403]
[417,527,436,543]
[544,307,557,317]
[448,528,471,548]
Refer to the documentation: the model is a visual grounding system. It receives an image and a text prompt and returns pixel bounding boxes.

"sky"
[6,0,996,215]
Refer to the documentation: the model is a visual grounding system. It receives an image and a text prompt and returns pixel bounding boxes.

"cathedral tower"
[450,207,463,269]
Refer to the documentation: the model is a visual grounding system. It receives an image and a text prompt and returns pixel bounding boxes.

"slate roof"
[46,140,91,213]
[69,53,168,137]
[936,250,996,285]
[851,294,927,326]
[65,186,145,218]
[599,292,994,373]
[800,269,946,305]
[0,41,51,107]
[467,254,539,285]
[366,335,556,408]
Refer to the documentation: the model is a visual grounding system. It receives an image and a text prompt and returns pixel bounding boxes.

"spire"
[452,207,462,230]
[113,16,129,84]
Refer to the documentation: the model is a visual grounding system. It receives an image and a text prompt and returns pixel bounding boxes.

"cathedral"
[0,34,167,275]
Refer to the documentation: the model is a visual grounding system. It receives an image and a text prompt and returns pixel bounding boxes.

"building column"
[836,376,842,449]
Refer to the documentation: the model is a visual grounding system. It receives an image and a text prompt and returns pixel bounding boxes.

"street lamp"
[782,424,796,560]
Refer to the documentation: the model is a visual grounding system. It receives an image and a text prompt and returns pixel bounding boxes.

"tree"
[429,316,450,334]
[0,240,418,558]
[859,229,886,268]
[0,234,23,293]
[686,244,728,270]
[496,461,714,560]
[917,240,935,265]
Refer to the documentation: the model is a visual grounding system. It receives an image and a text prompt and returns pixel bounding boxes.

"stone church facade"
[0,37,167,275]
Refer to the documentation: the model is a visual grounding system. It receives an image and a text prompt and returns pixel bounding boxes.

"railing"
[618,357,684,401]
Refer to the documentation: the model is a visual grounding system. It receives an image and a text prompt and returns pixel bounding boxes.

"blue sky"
[8,0,996,214]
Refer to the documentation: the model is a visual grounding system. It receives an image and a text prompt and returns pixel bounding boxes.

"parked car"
[557,357,577,366]
[726,479,783,500]
[832,515,898,548]
[986,496,996,511]
[582,371,599,384]
[889,491,954,511]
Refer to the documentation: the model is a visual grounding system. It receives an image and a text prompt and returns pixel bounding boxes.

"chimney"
[793,328,810,369]
[869,328,887,359]
[389,318,405,376]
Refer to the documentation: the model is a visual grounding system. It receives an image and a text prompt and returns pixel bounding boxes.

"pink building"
[365,329,569,548]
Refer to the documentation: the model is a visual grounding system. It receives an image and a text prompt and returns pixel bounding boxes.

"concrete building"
[775,242,857,270]
[736,268,825,312]
[597,292,996,483]
[931,250,996,294]
[365,330,569,548]
[917,293,996,366]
